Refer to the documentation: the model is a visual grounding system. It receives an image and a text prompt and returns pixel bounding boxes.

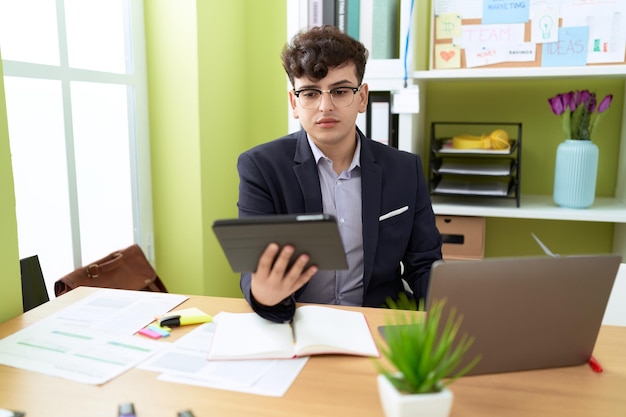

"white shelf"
[432,195,626,223]
[414,65,626,81]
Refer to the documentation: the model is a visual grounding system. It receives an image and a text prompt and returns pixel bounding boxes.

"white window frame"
[2,0,154,270]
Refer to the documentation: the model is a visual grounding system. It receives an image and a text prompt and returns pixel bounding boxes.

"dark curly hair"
[281,25,369,87]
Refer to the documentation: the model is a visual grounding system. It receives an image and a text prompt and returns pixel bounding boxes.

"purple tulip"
[588,93,597,113]
[562,91,576,111]
[597,94,613,113]
[548,95,565,115]
[576,90,591,107]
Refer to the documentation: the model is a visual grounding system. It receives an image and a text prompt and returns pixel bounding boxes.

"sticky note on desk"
[147,324,171,337]
[138,327,162,339]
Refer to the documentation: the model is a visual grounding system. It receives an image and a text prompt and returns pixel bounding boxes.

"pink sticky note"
[138,327,161,339]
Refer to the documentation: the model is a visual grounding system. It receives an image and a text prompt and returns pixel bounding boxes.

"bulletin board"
[430,0,626,70]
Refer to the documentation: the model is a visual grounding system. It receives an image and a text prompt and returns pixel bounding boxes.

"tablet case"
[212,214,348,273]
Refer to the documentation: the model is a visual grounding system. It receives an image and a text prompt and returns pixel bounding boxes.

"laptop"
[212,214,348,273]
[424,254,622,376]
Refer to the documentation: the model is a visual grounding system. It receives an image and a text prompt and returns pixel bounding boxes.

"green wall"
[485,219,613,257]
[145,0,287,297]
[0,53,23,322]
[145,1,205,296]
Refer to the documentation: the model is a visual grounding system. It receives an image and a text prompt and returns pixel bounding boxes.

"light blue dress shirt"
[298,136,365,305]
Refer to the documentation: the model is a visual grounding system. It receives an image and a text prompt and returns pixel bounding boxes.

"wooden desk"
[0,287,625,417]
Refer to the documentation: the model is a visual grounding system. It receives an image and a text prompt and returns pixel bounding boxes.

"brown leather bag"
[54,244,168,297]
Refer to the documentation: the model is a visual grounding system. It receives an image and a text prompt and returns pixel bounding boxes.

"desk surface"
[1,287,625,417]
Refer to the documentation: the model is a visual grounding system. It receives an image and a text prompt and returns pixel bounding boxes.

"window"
[0,0,153,297]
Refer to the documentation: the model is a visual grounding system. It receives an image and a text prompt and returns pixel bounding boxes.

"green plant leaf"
[561,110,571,139]
[570,103,585,139]
[375,296,481,394]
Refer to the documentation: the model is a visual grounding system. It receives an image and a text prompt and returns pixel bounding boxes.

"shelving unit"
[286,0,626,258]
[416,67,626,258]
[413,67,626,230]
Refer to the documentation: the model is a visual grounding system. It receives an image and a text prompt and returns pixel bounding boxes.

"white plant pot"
[377,374,453,417]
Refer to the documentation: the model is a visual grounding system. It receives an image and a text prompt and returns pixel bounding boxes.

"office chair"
[20,255,50,312]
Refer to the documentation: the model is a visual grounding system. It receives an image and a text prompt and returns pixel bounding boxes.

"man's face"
[289,63,368,150]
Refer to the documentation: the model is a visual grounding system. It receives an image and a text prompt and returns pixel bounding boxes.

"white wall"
[603,263,626,326]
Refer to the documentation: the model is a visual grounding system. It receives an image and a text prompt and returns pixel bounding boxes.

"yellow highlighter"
[159,314,213,327]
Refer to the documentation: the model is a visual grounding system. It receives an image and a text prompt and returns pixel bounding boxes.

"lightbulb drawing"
[538,15,553,40]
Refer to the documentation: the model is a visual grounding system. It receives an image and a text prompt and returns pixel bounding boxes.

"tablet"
[212,214,348,273]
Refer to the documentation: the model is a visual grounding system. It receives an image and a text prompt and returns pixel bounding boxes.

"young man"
[237,25,442,322]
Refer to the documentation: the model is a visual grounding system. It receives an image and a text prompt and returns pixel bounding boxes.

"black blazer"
[237,128,442,322]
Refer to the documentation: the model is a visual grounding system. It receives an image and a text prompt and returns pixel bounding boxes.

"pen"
[588,355,603,373]
[159,314,213,327]
[118,402,136,417]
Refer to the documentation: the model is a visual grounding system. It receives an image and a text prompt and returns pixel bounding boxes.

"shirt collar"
[306,134,362,171]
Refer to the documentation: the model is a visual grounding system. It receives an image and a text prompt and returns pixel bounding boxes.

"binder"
[366,91,398,148]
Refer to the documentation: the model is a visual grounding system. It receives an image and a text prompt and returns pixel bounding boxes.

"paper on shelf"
[435,179,510,196]
[437,161,511,176]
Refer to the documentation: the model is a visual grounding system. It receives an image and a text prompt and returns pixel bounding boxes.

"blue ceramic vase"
[553,139,599,208]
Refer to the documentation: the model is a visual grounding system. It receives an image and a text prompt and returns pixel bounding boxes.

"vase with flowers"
[548,90,612,208]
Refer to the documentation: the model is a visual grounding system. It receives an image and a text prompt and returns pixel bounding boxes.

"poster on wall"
[430,0,626,70]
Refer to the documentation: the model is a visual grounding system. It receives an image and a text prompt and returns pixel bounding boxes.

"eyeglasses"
[293,85,362,109]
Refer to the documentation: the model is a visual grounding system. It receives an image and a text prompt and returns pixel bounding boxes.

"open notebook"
[207,306,379,360]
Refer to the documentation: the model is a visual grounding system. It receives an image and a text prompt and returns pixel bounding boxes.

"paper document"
[139,316,308,397]
[50,288,188,335]
[0,322,169,385]
[0,289,188,384]
[434,179,510,196]
[437,161,511,176]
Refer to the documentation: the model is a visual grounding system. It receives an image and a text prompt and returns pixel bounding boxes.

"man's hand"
[250,243,319,307]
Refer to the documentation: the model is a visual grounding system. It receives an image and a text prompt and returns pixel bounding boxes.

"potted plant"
[375,294,480,417]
